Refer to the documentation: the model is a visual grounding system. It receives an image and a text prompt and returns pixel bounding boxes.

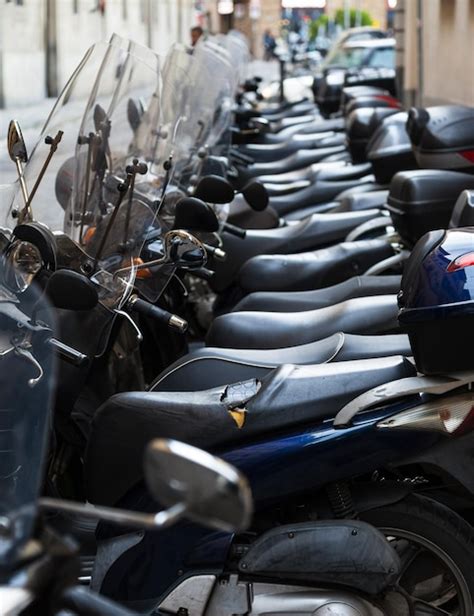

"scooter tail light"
[446,252,474,272]
[377,392,474,435]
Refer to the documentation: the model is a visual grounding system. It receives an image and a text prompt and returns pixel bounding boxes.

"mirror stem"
[157,155,173,214]
[14,158,30,208]
[79,133,96,244]
[38,497,187,530]
[92,175,132,269]
[19,131,63,223]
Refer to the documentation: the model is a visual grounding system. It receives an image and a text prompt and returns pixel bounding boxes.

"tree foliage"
[309,9,374,41]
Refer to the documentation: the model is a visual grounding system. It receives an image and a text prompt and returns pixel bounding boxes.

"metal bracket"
[334,370,474,428]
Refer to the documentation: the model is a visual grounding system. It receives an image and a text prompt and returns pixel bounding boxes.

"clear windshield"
[216,30,250,88]
[158,41,234,187]
[0,272,56,566]
[4,35,175,310]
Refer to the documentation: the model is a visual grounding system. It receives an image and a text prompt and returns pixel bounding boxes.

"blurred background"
[0,0,472,109]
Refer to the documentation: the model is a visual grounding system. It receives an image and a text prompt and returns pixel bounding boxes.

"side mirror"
[194,175,235,205]
[7,120,28,163]
[145,439,253,532]
[174,197,220,233]
[93,104,108,131]
[163,229,208,270]
[46,269,99,311]
[241,180,269,211]
[127,98,144,132]
[38,439,252,534]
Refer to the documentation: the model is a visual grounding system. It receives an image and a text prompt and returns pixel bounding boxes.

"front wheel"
[360,493,474,615]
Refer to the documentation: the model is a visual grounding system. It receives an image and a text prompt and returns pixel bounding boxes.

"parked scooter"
[0,263,253,615]
[87,226,474,615]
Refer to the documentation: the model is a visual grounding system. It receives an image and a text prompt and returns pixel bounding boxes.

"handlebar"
[48,338,89,368]
[223,222,247,239]
[188,267,215,282]
[202,243,226,261]
[128,296,188,334]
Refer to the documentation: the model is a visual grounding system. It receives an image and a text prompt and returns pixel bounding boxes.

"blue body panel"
[101,398,443,603]
[403,228,474,320]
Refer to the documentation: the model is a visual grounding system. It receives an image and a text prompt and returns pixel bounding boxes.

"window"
[367,48,395,69]
[325,47,370,69]
[73,0,79,13]
[121,0,127,19]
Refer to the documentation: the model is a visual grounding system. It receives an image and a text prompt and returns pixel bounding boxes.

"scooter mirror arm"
[334,371,474,428]
[38,497,187,530]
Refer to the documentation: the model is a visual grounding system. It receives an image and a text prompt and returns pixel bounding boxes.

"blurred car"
[315,26,387,58]
[313,37,395,115]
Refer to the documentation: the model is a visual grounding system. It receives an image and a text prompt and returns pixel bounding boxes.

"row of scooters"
[1,30,474,615]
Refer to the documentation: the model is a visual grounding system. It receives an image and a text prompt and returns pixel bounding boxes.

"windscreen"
[0,273,56,566]
[4,35,180,310]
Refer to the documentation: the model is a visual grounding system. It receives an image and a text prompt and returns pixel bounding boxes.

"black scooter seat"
[234,239,395,294]
[207,295,399,349]
[152,332,412,392]
[85,356,415,507]
[212,209,382,292]
[240,133,346,163]
[334,190,389,212]
[233,274,401,312]
[265,180,312,196]
[266,165,375,216]
[261,117,345,142]
[258,160,346,184]
[239,145,346,182]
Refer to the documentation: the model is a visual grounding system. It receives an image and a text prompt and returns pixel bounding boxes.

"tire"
[360,493,474,615]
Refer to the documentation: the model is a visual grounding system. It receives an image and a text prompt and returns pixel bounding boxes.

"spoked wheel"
[360,494,474,615]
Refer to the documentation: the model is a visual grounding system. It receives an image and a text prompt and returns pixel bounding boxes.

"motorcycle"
[0,259,252,615]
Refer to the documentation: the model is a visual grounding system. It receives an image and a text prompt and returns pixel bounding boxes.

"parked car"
[313,38,396,115]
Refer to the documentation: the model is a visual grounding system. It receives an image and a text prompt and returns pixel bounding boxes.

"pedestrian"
[263,29,277,61]
[190,25,204,47]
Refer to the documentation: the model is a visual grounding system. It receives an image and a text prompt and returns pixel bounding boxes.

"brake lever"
[14,343,44,388]
[113,309,144,343]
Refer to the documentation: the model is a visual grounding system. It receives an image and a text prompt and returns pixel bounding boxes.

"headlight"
[4,240,42,292]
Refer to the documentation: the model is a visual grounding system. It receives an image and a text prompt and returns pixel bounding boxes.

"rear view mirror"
[174,197,220,233]
[46,269,99,311]
[194,175,235,204]
[163,229,208,270]
[7,120,28,163]
[241,180,269,211]
[127,98,144,132]
[93,104,108,131]
[145,439,252,532]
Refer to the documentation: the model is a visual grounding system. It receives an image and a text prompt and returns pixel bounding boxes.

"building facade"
[394,0,474,107]
[204,0,282,57]
[0,0,196,108]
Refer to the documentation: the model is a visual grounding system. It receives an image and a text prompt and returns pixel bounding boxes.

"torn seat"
[85,356,415,507]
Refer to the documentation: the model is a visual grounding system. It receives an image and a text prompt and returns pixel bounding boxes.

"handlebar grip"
[223,222,247,239]
[189,267,215,281]
[203,243,227,261]
[129,297,188,334]
[48,338,88,367]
